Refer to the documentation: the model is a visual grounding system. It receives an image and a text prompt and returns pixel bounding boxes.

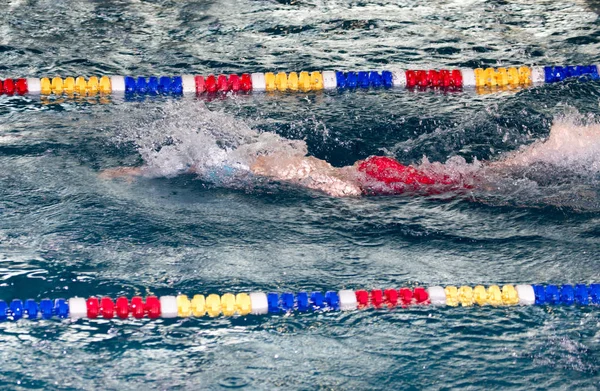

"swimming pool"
[1,0,600,389]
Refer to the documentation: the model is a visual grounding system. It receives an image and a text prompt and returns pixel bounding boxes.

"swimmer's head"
[357,156,436,185]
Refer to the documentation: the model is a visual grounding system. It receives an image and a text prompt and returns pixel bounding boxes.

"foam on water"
[414,110,600,178]
[405,110,600,210]
[113,101,308,180]
[493,111,600,172]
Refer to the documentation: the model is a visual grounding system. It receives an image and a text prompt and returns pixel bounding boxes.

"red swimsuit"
[357,156,459,194]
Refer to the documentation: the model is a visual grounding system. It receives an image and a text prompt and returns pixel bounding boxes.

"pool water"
[2,0,600,389]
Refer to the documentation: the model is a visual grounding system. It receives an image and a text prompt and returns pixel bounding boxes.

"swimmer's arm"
[300,170,363,197]
[99,164,197,179]
[251,155,362,197]
[99,166,145,179]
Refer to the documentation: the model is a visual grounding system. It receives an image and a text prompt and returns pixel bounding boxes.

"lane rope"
[0,65,597,98]
[0,284,598,320]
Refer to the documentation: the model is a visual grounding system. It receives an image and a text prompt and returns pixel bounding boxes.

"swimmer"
[247,153,471,196]
[100,118,600,197]
[100,151,472,196]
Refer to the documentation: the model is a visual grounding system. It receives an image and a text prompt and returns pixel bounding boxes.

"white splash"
[491,113,600,172]
[412,110,600,184]
[114,101,307,179]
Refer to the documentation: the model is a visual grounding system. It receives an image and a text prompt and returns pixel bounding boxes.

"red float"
[217,74,229,92]
[130,296,145,319]
[399,288,413,306]
[405,70,417,88]
[116,297,129,319]
[3,79,15,95]
[240,73,252,91]
[15,79,27,95]
[355,290,369,308]
[205,75,218,93]
[194,76,205,94]
[439,70,451,88]
[145,296,161,319]
[100,297,115,319]
[370,289,384,308]
[384,289,399,307]
[228,74,241,92]
[427,70,440,87]
[413,287,430,304]
[451,70,462,87]
[86,297,100,319]
[416,70,428,88]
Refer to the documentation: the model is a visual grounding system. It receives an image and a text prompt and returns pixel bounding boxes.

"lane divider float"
[0,65,598,98]
[0,284,598,321]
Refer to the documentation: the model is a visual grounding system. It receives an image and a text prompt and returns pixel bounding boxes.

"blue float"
[135,77,148,94]
[590,284,600,304]
[0,300,8,321]
[559,285,574,305]
[310,291,324,309]
[346,72,358,88]
[545,285,560,305]
[335,72,345,88]
[9,299,23,320]
[575,284,589,305]
[147,77,159,94]
[381,71,393,88]
[267,293,279,313]
[171,76,183,94]
[587,65,600,79]
[124,76,136,93]
[281,292,294,311]
[24,299,38,319]
[368,71,382,88]
[40,299,53,319]
[297,292,309,311]
[357,71,370,88]
[533,285,546,305]
[158,76,172,94]
[54,299,69,318]
[325,291,340,310]
[565,66,580,78]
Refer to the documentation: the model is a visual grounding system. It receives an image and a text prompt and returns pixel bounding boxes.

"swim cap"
[357,156,436,185]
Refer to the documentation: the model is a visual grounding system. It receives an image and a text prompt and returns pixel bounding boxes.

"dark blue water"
[1,0,600,389]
